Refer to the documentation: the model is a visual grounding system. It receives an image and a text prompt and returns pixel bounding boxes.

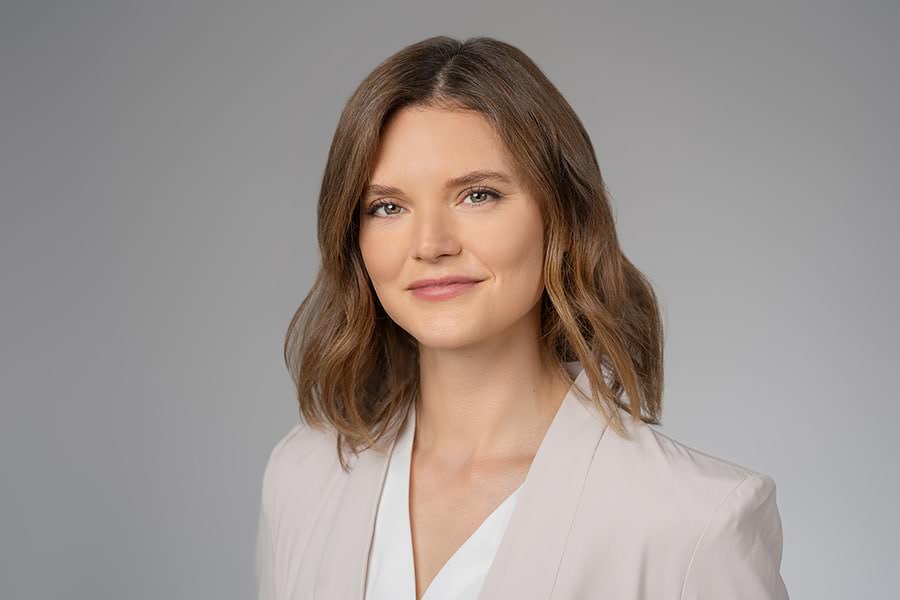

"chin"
[408,324,486,351]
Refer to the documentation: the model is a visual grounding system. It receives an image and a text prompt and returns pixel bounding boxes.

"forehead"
[368,106,515,184]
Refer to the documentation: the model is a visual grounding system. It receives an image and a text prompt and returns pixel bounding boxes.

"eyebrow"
[362,169,515,200]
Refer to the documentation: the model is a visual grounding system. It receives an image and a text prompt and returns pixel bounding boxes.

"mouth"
[408,280,482,301]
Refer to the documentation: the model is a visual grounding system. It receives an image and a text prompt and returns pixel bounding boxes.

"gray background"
[2,1,897,598]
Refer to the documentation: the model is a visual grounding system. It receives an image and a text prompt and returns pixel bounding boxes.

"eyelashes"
[363,187,504,218]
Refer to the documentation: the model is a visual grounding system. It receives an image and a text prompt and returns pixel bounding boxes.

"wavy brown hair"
[284,35,665,473]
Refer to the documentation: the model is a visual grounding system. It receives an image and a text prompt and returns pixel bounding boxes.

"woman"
[255,35,789,600]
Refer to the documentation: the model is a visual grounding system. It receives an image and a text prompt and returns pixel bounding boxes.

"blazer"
[255,361,790,599]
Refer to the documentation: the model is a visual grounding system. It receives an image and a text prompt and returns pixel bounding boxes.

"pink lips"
[408,279,482,300]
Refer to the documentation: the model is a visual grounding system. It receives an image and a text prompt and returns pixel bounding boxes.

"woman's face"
[358,105,545,351]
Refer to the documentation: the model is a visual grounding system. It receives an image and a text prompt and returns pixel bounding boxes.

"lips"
[407,276,483,290]
[409,280,481,300]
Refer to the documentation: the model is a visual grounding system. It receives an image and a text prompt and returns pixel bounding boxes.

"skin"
[358,105,572,598]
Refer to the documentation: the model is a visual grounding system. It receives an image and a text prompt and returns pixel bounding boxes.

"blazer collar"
[312,361,609,600]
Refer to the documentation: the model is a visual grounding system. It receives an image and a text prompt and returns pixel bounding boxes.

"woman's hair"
[285,35,665,472]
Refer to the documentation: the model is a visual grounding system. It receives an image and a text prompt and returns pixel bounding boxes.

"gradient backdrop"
[2,1,897,598]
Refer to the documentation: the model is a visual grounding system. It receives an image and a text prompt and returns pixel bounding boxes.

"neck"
[413,344,572,470]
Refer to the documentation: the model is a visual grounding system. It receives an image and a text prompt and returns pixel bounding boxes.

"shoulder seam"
[649,427,764,476]
[678,473,757,600]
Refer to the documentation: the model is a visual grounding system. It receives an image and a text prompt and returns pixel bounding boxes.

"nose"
[410,204,461,262]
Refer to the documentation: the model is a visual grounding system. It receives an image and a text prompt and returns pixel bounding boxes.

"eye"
[462,187,503,206]
[364,201,403,218]
[363,187,503,219]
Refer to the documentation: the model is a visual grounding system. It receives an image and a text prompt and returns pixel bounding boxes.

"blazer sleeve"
[680,473,790,600]
[255,499,276,600]
[255,427,300,600]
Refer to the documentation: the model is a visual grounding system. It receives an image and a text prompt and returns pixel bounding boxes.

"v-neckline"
[397,402,526,600]
[346,361,608,600]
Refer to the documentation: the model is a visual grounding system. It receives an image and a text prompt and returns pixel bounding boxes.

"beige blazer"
[255,362,789,599]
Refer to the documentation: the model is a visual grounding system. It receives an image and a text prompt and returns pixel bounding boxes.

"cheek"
[477,213,545,292]
[359,230,405,299]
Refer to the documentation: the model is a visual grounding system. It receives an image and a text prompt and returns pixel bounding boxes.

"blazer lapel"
[476,364,609,599]
[311,418,398,600]
[311,362,607,600]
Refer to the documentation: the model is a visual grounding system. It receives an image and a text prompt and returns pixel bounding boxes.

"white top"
[364,404,525,600]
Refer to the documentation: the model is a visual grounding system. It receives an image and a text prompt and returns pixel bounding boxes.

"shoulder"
[563,405,788,596]
[679,468,787,598]
[561,410,788,598]
[572,363,773,503]
[593,405,775,504]
[255,421,348,594]
[582,404,783,545]
[259,421,342,524]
